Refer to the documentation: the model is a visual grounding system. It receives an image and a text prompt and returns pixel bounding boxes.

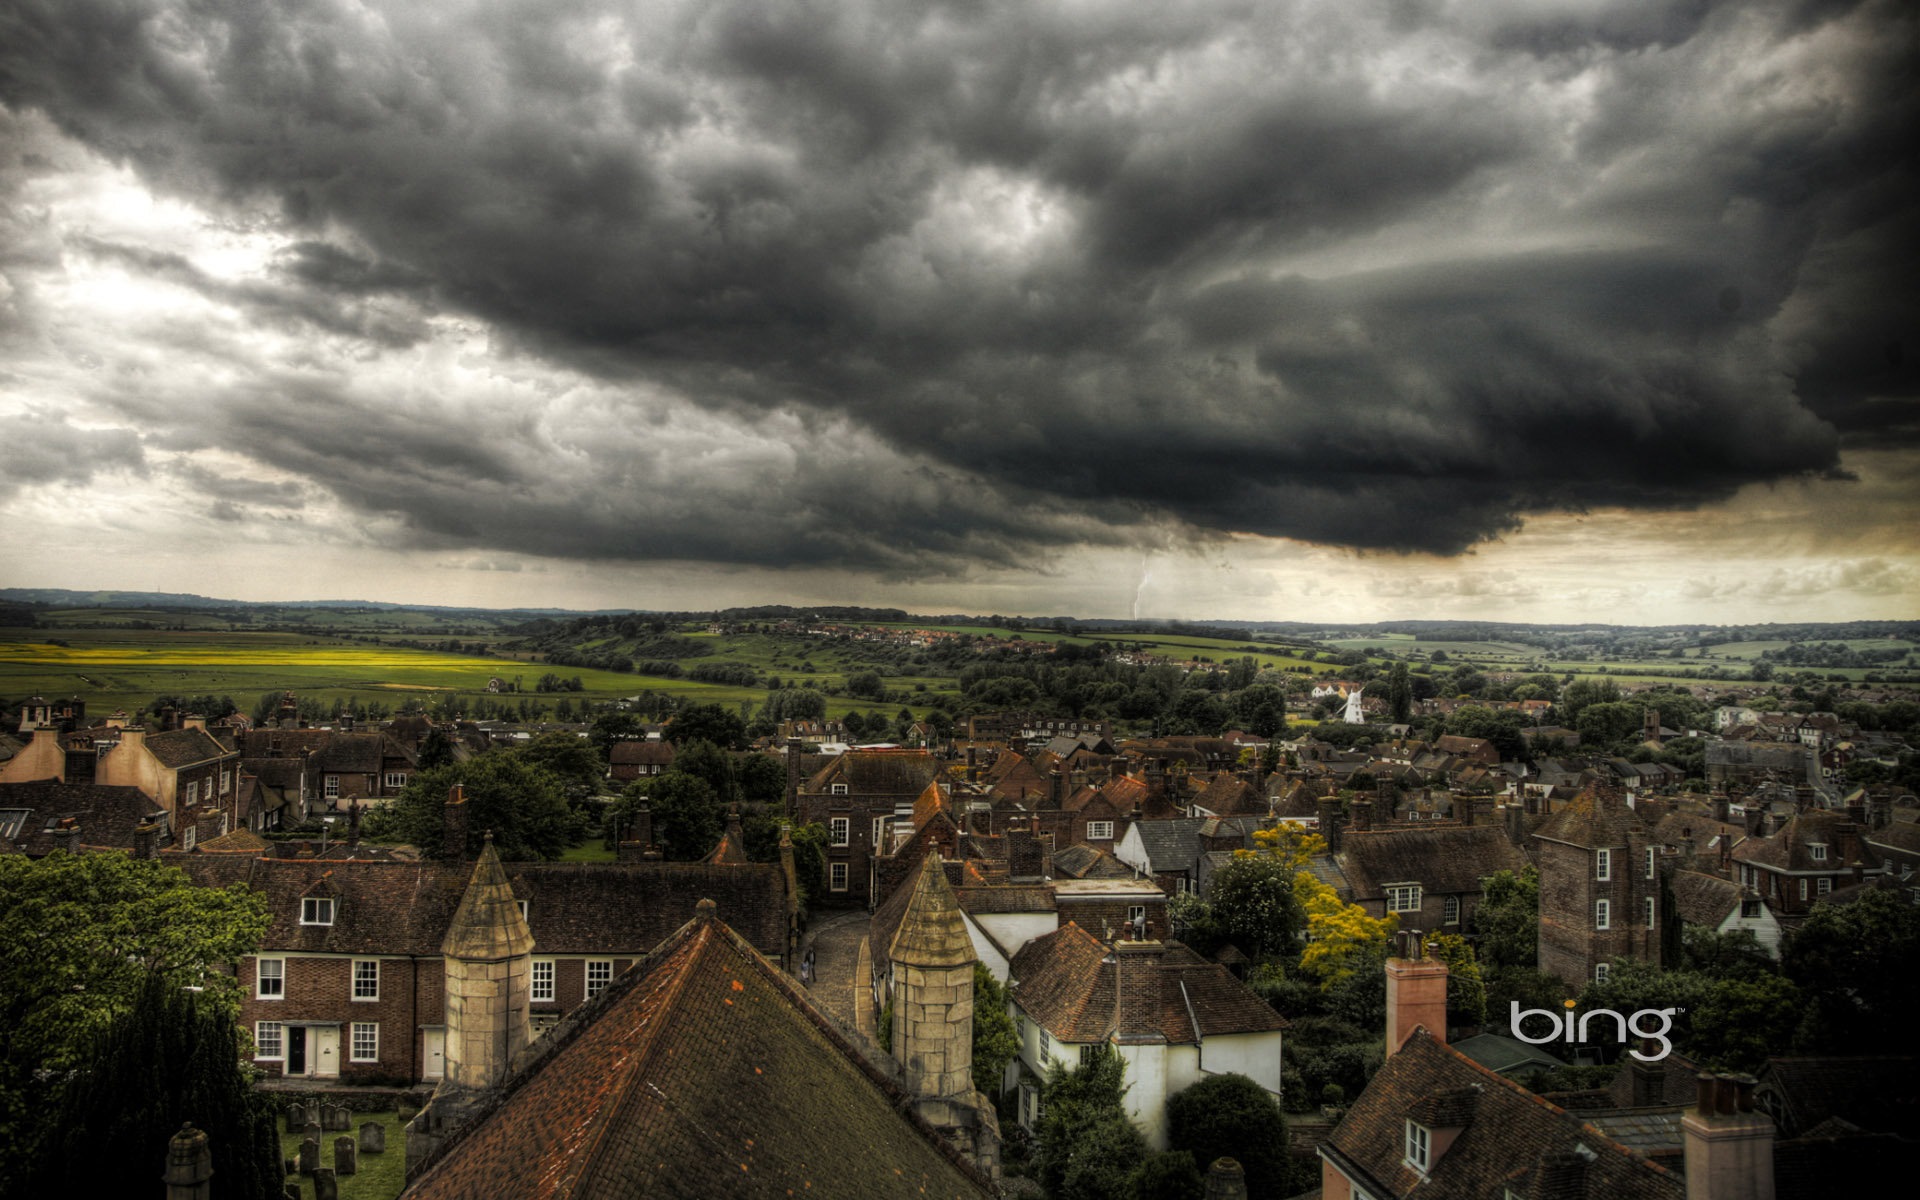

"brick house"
[171,851,789,1085]
[607,738,675,782]
[1336,824,1529,937]
[1730,809,1883,918]
[797,750,944,908]
[1534,788,1666,989]
[95,726,242,836]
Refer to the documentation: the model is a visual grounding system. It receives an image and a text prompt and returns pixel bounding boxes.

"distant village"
[2,647,1916,1197]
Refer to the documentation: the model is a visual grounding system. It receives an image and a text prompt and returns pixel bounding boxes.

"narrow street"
[798,909,872,1034]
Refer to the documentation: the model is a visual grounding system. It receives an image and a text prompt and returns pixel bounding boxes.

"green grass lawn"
[278,1110,404,1200]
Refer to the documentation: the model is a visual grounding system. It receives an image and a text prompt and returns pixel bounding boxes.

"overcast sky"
[1,0,1913,623]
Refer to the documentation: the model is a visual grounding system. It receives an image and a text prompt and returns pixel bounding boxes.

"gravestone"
[333,1135,357,1176]
[284,1156,296,1177]
[326,1103,353,1132]
[303,1121,322,1145]
[312,1167,338,1200]
[284,1187,301,1200]
[286,1102,308,1132]
[298,1138,320,1175]
[359,1121,386,1154]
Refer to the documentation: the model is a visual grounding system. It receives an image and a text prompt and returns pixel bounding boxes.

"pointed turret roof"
[704,804,751,865]
[441,836,535,960]
[888,854,974,968]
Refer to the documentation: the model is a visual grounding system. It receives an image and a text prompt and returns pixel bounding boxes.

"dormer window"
[301,897,335,926]
[1809,843,1828,862]
[1404,1120,1431,1172]
[830,783,849,795]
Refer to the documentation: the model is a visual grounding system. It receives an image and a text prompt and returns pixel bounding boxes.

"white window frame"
[1645,897,1657,929]
[1039,1026,1052,1063]
[1443,895,1461,925]
[1386,884,1423,914]
[220,769,232,794]
[872,817,888,847]
[255,1021,284,1060]
[1810,843,1828,862]
[324,775,340,799]
[352,959,379,1002]
[185,780,198,806]
[830,817,850,846]
[1646,847,1657,879]
[1817,877,1831,896]
[830,783,849,795]
[257,957,285,1000]
[1595,961,1611,983]
[516,899,529,920]
[1087,820,1115,840]
[301,897,335,926]
[586,958,614,998]
[1596,848,1612,881]
[384,772,408,788]
[1595,899,1610,930]
[351,1022,378,1062]
[1799,878,1809,901]
[1405,1120,1431,1173]
[531,959,555,1002]
[829,862,849,892]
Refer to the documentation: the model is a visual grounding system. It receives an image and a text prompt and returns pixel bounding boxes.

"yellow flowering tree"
[1295,869,1397,988]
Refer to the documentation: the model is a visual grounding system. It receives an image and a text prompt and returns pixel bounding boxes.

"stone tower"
[887,854,1001,1179]
[406,835,535,1178]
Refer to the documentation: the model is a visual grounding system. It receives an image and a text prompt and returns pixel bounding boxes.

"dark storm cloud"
[1,0,1910,567]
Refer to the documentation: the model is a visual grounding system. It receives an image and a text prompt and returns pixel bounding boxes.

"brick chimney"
[1630,1038,1668,1106]
[1458,795,1476,827]
[1682,1073,1774,1200]
[1349,797,1373,832]
[443,784,470,861]
[966,745,979,783]
[1048,767,1066,809]
[132,821,159,861]
[1868,793,1892,831]
[347,801,362,848]
[1385,930,1448,1051]
[1316,796,1345,853]
[1503,801,1527,847]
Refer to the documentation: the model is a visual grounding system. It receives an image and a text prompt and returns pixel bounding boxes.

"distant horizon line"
[2,584,1913,631]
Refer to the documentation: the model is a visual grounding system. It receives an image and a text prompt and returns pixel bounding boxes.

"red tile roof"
[403,904,991,1199]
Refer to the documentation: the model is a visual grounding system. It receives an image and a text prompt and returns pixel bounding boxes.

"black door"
[289,1026,307,1075]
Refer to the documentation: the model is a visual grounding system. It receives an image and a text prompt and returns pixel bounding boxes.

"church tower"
[406,835,535,1178]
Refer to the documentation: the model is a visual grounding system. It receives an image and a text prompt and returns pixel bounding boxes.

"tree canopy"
[1165,1072,1296,1200]
[0,852,268,1159]
[365,755,582,860]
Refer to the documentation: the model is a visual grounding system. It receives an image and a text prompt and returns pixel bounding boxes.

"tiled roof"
[608,740,675,766]
[310,732,389,774]
[1732,810,1879,873]
[1009,928,1284,1046]
[1194,774,1264,817]
[403,904,992,1199]
[1338,827,1528,900]
[1668,870,1745,927]
[1125,818,1208,871]
[196,828,271,854]
[143,728,233,769]
[952,885,1055,916]
[1049,844,1135,880]
[166,856,788,958]
[1324,1029,1682,1200]
[1533,788,1650,849]
[1008,923,1114,1042]
[804,751,941,796]
[0,781,167,854]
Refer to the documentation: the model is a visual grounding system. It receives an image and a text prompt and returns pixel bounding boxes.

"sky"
[0,0,1914,624]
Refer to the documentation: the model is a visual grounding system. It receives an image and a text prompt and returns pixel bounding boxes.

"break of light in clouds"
[0,0,1914,623]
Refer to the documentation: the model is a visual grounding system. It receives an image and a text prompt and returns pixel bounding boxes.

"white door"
[312,1027,340,1078]
[423,1028,445,1080]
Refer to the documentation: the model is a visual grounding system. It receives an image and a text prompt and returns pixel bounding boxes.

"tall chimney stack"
[1384,931,1448,1051]
[443,784,470,861]
[1682,1073,1774,1200]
